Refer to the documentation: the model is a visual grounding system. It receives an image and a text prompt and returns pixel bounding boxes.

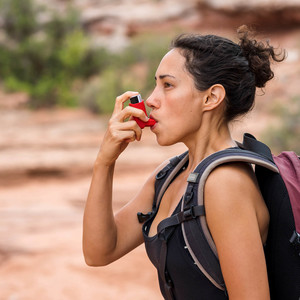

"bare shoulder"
[206,161,257,187]
[204,161,267,247]
[204,162,260,210]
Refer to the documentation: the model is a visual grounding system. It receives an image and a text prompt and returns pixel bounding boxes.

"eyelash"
[164,82,172,88]
[154,81,173,89]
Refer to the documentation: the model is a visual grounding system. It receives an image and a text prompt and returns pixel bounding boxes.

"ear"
[202,84,226,112]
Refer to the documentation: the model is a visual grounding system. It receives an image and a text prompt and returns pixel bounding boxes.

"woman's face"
[146,48,207,146]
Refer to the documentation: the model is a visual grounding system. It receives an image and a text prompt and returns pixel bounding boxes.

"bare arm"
[82,91,157,266]
[205,163,270,300]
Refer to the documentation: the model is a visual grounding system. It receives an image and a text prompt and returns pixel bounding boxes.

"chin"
[155,134,177,147]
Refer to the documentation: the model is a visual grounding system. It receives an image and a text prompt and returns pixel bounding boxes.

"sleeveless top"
[142,164,228,300]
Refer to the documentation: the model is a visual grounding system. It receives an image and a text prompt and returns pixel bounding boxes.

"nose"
[146,88,160,109]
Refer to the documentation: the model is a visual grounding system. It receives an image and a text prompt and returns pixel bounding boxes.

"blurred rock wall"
[34,0,300,51]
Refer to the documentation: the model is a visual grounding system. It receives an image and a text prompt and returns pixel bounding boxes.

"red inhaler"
[129,94,156,129]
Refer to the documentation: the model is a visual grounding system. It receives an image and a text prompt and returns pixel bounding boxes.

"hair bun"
[237,25,285,88]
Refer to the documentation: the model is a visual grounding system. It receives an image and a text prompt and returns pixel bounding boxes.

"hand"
[96,91,150,166]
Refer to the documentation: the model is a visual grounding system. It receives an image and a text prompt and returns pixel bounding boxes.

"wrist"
[94,155,115,170]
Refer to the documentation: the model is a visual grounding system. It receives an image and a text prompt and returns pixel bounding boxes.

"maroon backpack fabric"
[274,152,300,235]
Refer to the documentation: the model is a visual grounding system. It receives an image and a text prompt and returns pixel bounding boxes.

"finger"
[113,128,137,144]
[113,120,143,141]
[118,106,149,123]
[124,131,137,143]
[113,91,139,114]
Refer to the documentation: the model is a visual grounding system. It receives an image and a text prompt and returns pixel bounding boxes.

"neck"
[183,115,236,172]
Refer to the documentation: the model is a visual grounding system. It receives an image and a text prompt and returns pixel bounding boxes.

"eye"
[164,82,172,88]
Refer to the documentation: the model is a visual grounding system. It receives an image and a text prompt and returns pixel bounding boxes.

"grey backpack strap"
[181,148,279,291]
[150,152,189,300]
[155,152,189,209]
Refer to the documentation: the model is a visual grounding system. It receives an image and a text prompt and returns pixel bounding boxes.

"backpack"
[141,133,300,300]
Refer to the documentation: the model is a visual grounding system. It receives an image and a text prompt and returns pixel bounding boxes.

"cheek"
[170,101,199,124]
[168,88,197,114]
[164,99,187,119]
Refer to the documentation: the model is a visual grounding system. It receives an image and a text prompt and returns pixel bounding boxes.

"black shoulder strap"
[137,151,188,224]
[242,133,274,162]
[154,151,188,210]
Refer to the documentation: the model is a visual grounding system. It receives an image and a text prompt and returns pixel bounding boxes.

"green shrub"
[0,0,106,108]
[0,0,171,112]
[80,33,170,114]
[0,0,38,42]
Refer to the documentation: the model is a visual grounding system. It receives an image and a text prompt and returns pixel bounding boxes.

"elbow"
[82,237,117,267]
[84,258,107,267]
[83,251,113,267]
[84,256,108,267]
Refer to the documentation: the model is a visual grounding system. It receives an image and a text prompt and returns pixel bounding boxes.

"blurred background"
[0,0,299,299]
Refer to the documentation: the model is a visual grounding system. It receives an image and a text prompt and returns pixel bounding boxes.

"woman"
[82,26,285,299]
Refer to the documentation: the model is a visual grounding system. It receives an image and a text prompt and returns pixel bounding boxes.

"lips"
[149,114,157,123]
[148,114,157,130]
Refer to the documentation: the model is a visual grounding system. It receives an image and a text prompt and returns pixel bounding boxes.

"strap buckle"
[183,206,197,221]
[187,172,199,183]
[184,185,194,204]
[290,230,300,255]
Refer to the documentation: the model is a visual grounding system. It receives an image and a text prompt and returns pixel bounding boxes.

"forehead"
[156,48,186,76]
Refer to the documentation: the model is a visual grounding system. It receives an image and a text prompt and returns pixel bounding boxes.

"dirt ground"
[0,28,299,300]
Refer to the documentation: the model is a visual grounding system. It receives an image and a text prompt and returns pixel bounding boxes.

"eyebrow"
[155,74,176,80]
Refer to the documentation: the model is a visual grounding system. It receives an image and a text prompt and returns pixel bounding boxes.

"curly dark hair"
[171,25,286,121]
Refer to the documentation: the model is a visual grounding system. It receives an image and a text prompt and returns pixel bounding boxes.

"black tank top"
[143,182,227,299]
